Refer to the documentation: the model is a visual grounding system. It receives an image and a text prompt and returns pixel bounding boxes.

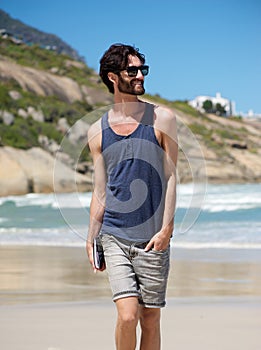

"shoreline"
[0,179,260,198]
[1,245,261,306]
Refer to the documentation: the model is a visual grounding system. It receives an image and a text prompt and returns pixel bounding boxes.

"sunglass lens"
[141,66,149,76]
[127,67,138,77]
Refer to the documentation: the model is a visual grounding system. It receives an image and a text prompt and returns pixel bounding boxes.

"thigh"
[134,247,170,308]
[100,234,141,301]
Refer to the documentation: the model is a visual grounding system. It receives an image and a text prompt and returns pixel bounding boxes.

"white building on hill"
[189,92,236,116]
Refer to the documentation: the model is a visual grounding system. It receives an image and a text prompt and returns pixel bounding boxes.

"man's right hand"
[86,240,96,272]
[86,240,106,272]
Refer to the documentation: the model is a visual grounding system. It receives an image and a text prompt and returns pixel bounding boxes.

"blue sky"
[1,0,261,114]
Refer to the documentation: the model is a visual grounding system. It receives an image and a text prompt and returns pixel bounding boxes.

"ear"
[108,72,118,84]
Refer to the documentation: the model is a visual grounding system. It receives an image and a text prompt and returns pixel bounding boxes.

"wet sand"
[0,245,261,304]
[0,245,261,349]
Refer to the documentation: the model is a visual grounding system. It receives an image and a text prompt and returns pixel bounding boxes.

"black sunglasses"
[121,65,149,77]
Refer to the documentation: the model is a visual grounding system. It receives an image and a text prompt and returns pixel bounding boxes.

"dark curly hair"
[99,43,146,94]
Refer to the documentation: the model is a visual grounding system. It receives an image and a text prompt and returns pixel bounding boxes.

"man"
[86,43,178,350]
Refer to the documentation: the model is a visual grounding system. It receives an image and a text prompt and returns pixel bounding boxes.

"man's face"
[117,55,145,95]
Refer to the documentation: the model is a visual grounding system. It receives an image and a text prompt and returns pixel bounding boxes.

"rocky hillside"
[0,9,84,61]
[0,33,260,197]
[173,103,261,184]
[143,95,261,184]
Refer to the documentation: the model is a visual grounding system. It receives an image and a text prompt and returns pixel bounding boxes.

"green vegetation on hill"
[0,37,95,86]
[0,78,92,149]
[0,36,95,151]
[0,9,83,61]
[0,117,61,149]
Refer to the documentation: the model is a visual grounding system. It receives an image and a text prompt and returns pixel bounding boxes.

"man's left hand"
[144,230,172,252]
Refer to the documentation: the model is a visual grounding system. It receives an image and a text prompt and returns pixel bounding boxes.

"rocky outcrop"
[0,146,92,197]
[0,55,112,105]
[0,57,83,103]
[175,110,261,184]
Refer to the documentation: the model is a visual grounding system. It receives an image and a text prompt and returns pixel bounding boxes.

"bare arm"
[86,120,106,271]
[145,107,178,251]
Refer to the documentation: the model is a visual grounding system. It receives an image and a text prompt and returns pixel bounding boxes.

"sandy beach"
[0,245,261,349]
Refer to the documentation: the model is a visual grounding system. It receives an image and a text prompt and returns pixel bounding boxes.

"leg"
[115,297,140,350]
[139,306,161,350]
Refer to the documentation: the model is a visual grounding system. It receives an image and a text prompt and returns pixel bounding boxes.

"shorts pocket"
[151,245,170,255]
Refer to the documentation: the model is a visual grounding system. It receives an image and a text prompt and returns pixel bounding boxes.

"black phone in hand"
[93,237,105,269]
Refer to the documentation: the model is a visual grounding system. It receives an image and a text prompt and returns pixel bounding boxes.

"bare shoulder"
[88,118,102,153]
[154,105,176,121]
[154,105,177,135]
[88,118,102,139]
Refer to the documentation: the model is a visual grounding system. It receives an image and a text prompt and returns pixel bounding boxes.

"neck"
[113,90,141,104]
[112,92,144,116]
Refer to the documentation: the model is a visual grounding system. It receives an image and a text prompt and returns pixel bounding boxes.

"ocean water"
[0,183,260,249]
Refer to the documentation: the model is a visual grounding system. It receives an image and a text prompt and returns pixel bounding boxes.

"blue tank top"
[100,103,166,242]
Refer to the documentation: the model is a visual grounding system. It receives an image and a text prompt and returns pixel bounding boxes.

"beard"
[118,75,145,95]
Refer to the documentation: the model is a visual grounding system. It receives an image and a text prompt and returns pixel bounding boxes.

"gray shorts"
[100,233,170,308]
